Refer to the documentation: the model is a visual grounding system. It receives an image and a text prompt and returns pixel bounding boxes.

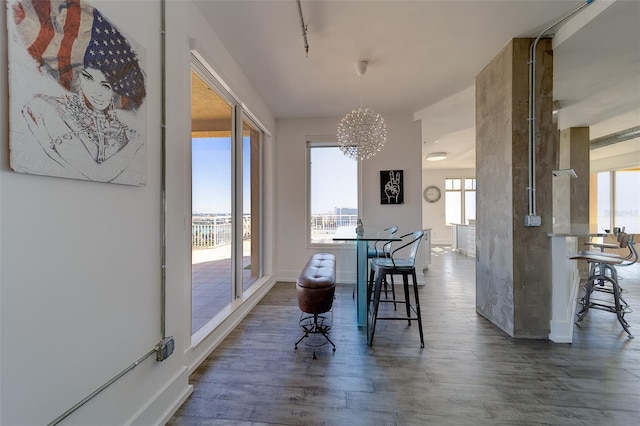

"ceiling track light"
[296,0,309,57]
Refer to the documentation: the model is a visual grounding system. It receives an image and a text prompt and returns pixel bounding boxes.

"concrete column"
[553,127,590,233]
[475,38,556,338]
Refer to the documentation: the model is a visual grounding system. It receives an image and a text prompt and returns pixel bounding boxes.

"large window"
[308,143,358,244]
[596,172,611,231]
[445,178,476,226]
[596,169,640,233]
[190,61,264,337]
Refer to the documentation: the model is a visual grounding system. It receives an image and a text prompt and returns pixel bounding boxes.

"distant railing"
[311,214,358,233]
[192,214,251,248]
[193,213,357,248]
[310,214,358,243]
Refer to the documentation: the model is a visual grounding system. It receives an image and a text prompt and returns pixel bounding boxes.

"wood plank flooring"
[168,248,640,425]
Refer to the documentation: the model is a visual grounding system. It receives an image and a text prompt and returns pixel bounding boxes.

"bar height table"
[333,228,401,327]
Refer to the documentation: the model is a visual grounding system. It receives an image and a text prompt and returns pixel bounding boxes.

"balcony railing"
[310,213,358,243]
[193,213,358,248]
[192,214,251,248]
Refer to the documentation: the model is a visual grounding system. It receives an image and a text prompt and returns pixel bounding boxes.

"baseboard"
[549,321,574,343]
[129,367,192,426]
[278,269,301,282]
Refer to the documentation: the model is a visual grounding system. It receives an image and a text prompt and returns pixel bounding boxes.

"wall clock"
[423,185,441,203]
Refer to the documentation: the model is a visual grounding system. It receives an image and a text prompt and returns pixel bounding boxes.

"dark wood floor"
[168,248,640,425]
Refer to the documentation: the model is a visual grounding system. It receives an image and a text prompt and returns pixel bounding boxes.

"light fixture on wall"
[426,152,448,161]
[337,61,387,160]
[552,168,578,178]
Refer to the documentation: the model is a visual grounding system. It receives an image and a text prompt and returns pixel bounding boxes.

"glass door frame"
[190,54,265,339]
[237,111,264,294]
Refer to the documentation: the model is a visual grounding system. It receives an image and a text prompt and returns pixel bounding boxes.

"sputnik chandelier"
[337,61,387,160]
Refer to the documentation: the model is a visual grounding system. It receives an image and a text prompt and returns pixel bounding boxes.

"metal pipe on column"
[525,0,594,226]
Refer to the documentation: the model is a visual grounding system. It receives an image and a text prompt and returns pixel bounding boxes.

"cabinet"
[453,224,476,257]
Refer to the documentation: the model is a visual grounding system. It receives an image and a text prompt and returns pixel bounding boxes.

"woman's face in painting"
[79,67,113,111]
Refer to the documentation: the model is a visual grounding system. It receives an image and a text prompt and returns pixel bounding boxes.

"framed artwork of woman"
[7,0,147,185]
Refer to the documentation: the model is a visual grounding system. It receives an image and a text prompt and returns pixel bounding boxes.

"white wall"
[275,114,424,284]
[169,1,278,374]
[0,1,276,424]
[421,168,475,245]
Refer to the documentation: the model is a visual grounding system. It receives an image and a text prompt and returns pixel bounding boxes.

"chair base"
[576,272,633,339]
[368,270,424,348]
[294,312,336,359]
[368,268,397,309]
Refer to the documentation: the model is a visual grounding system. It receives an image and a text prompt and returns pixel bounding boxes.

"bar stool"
[579,232,637,296]
[570,252,633,338]
[368,230,425,348]
[581,232,636,263]
[366,226,398,304]
[583,230,625,253]
[353,226,399,300]
[368,226,399,258]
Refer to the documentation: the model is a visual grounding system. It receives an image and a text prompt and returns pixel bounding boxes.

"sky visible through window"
[192,137,251,214]
[614,170,640,232]
[310,147,358,214]
[597,170,640,232]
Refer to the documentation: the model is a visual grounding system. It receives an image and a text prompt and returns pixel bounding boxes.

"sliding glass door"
[242,117,262,291]
[190,63,263,336]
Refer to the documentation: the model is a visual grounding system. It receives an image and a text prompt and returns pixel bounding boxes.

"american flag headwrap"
[12,0,146,110]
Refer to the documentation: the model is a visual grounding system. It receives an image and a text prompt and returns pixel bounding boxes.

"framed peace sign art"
[380,170,404,205]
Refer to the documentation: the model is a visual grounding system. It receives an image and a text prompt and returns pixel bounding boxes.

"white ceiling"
[195,0,640,169]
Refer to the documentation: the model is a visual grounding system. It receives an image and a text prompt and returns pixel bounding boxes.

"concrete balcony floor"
[191,240,257,334]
